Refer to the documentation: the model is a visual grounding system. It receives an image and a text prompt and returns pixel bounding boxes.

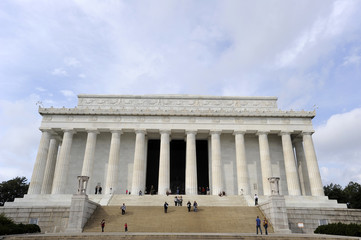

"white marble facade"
[28,95,324,197]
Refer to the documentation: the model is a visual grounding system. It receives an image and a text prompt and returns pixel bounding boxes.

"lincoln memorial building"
[27,94,324,198]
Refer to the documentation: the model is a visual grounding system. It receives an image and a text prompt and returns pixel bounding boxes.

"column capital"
[110,129,123,134]
[302,131,314,136]
[135,129,147,134]
[86,128,100,134]
[210,130,222,135]
[233,130,246,135]
[39,128,55,134]
[159,129,171,135]
[185,130,197,135]
[62,128,77,134]
[256,131,269,136]
[278,131,292,136]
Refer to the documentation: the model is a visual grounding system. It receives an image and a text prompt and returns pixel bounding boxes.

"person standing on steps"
[187,201,191,212]
[124,223,128,232]
[121,203,126,215]
[164,201,169,213]
[100,219,105,232]
[254,194,258,205]
[263,218,268,235]
[174,196,178,206]
[256,216,262,235]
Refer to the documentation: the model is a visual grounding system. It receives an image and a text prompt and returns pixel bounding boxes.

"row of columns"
[28,128,324,197]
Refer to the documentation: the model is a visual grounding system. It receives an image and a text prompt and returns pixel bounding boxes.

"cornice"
[39,107,316,118]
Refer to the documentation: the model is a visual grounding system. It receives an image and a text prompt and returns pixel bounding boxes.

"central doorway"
[170,140,186,194]
[145,138,209,195]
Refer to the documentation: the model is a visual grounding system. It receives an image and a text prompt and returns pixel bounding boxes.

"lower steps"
[83,206,272,233]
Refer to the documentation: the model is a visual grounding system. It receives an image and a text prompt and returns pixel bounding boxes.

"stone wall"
[0,206,70,233]
[287,207,361,234]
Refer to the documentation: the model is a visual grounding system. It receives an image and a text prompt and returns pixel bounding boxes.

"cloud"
[64,57,81,67]
[60,90,76,99]
[51,68,67,76]
[314,108,361,186]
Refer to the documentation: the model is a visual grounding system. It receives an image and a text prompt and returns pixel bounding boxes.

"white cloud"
[64,57,81,67]
[35,87,46,92]
[314,108,361,186]
[343,54,361,66]
[51,68,67,76]
[60,90,76,98]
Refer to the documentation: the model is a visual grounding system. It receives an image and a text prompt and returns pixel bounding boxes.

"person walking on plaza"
[100,219,105,232]
[254,194,258,205]
[193,201,198,212]
[124,223,128,232]
[174,196,178,206]
[121,203,126,215]
[187,201,191,212]
[263,218,268,235]
[256,216,262,235]
[164,201,169,213]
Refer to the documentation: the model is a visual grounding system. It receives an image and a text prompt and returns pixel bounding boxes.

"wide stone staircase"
[83,205,266,233]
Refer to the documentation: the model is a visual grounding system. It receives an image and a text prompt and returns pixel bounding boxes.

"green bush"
[314,222,361,237]
[0,213,41,235]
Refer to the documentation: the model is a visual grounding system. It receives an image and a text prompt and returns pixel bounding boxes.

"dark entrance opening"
[196,140,209,194]
[170,140,186,194]
[145,139,160,194]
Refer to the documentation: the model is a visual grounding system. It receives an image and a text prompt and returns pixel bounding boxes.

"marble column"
[186,130,198,195]
[41,136,60,194]
[131,130,147,195]
[211,131,223,195]
[293,137,310,196]
[52,129,76,194]
[234,131,250,195]
[105,130,122,195]
[158,130,170,195]
[303,132,324,196]
[280,132,301,196]
[81,129,99,185]
[257,131,272,195]
[28,129,52,194]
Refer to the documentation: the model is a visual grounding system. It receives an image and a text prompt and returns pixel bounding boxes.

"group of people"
[174,196,183,206]
[256,216,268,235]
[94,186,103,194]
[164,200,198,213]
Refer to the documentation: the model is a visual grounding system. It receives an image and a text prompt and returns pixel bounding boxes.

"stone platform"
[2,232,360,240]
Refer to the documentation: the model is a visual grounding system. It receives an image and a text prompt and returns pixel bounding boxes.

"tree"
[0,177,29,206]
[344,181,361,209]
[324,183,348,204]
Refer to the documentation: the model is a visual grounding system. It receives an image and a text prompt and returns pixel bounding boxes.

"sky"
[0,0,360,188]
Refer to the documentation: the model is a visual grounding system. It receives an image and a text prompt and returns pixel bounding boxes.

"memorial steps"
[83,205,270,233]
[103,194,251,206]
